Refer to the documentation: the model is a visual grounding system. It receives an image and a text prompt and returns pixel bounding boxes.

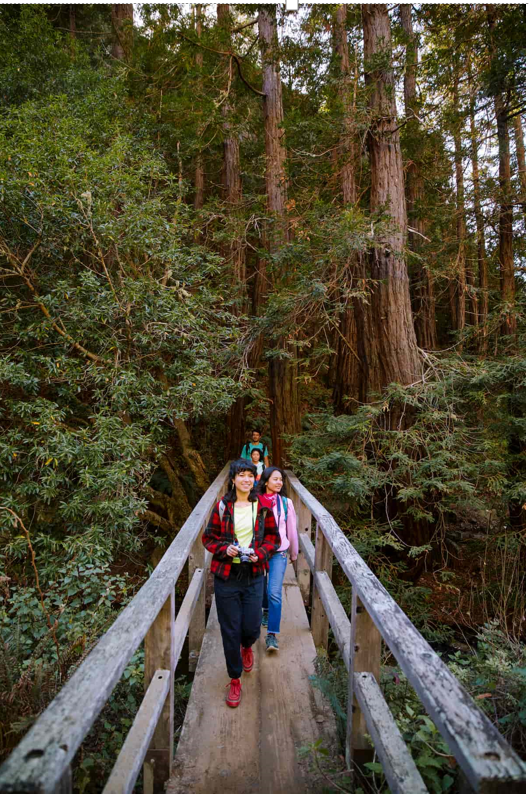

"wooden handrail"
[285,470,526,793]
[0,464,229,794]
[103,670,170,794]
[0,464,524,794]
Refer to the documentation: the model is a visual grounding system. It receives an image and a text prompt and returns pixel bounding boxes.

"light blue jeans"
[264,551,288,635]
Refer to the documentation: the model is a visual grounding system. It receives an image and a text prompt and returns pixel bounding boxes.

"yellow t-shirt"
[232,503,256,563]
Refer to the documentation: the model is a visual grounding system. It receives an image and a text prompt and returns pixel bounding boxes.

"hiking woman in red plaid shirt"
[202,459,280,708]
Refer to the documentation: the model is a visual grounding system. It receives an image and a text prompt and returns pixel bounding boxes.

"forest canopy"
[0,3,525,792]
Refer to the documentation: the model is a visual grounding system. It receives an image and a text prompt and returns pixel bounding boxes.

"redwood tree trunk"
[495,101,516,336]
[194,5,205,211]
[111,4,133,62]
[361,4,421,393]
[487,6,516,337]
[218,3,247,459]
[512,114,526,206]
[258,6,300,467]
[331,4,367,413]
[469,91,489,352]
[69,5,76,39]
[335,4,356,206]
[400,4,437,351]
[451,63,468,345]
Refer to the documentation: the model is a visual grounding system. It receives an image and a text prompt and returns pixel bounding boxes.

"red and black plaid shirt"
[202,497,280,580]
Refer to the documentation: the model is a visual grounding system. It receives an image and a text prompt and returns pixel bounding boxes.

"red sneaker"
[241,645,254,673]
[226,678,242,708]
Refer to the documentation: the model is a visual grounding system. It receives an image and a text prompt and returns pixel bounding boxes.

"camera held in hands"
[234,545,255,563]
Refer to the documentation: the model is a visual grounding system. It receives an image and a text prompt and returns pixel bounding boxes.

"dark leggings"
[214,572,264,679]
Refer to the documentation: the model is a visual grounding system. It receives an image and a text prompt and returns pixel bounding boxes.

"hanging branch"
[0,236,112,366]
[178,31,266,97]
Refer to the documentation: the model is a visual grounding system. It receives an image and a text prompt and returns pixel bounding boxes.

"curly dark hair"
[256,466,287,497]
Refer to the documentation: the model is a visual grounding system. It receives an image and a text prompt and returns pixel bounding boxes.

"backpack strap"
[276,494,288,523]
[218,499,226,520]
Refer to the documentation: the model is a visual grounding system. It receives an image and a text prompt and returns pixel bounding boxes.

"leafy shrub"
[310,622,525,793]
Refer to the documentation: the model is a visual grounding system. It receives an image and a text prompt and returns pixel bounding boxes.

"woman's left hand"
[290,554,297,562]
[249,553,259,563]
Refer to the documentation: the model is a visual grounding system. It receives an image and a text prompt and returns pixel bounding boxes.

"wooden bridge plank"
[166,565,337,794]
[354,672,428,794]
[0,465,229,794]
[286,471,526,793]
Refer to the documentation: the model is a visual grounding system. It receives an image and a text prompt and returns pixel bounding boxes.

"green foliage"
[290,355,525,629]
[0,10,248,579]
[310,622,525,793]
[447,622,526,753]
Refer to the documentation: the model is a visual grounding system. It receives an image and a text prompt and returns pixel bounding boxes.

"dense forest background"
[0,3,525,792]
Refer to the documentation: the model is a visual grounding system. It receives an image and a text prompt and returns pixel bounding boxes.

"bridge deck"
[166,565,337,794]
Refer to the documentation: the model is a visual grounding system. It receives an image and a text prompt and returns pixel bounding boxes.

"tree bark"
[331,4,367,412]
[258,6,300,467]
[174,419,210,495]
[335,4,356,206]
[361,4,421,393]
[512,113,526,208]
[451,62,468,346]
[218,4,247,460]
[194,5,205,211]
[111,4,133,62]
[399,4,437,351]
[469,90,489,352]
[487,6,516,337]
[69,5,76,39]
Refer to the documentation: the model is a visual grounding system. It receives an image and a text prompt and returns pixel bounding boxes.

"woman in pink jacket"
[257,466,299,653]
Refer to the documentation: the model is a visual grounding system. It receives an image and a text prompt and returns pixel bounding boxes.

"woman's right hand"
[226,544,239,558]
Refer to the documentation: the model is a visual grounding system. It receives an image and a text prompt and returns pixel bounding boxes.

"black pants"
[262,572,268,611]
[214,571,264,679]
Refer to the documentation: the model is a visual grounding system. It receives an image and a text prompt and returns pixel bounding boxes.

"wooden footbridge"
[0,466,525,794]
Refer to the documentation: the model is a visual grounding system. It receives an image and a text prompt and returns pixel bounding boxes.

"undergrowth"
[306,623,525,793]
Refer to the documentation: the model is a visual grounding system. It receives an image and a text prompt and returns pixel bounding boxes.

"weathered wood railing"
[285,471,526,794]
[0,464,525,794]
[0,465,229,795]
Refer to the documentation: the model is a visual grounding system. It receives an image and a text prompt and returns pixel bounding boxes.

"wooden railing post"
[311,524,333,649]
[188,533,206,672]
[346,586,382,769]
[143,588,175,793]
[292,496,311,605]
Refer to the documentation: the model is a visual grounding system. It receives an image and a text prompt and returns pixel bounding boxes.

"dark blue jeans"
[214,572,264,679]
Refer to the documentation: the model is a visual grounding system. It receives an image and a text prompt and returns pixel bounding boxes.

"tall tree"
[334,4,356,206]
[331,4,367,413]
[258,5,300,466]
[361,4,421,393]
[512,114,526,208]
[193,4,205,211]
[468,79,489,351]
[399,4,437,351]
[450,59,468,345]
[111,4,133,62]
[68,5,76,39]
[218,3,247,458]
[487,5,516,337]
